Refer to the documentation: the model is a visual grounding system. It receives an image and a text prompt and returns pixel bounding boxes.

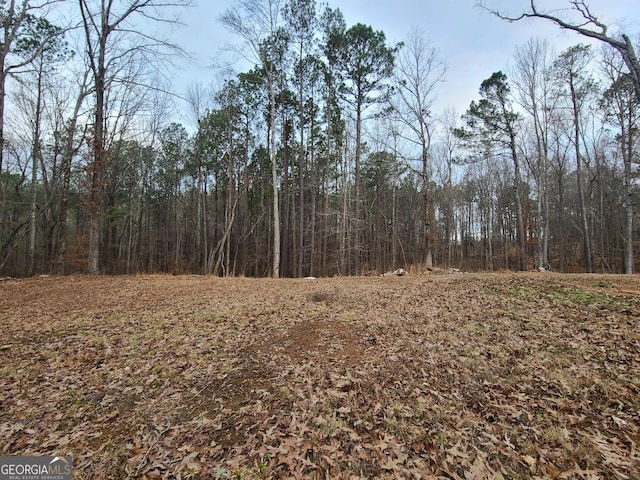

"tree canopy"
[0,1,638,277]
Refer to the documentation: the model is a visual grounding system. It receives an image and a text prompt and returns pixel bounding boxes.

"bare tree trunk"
[56,75,89,274]
[508,124,527,271]
[87,71,105,276]
[28,61,44,276]
[270,78,280,278]
[487,203,493,271]
[423,189,434,268]
[543,178,550,267]
[281,121,290,276]
[201,163,208,274]
[322,88,332,277]
[339,140,349,275]
[353,106,362,275]
[558,171,566,272]
[81,0,109,275]
[308,111,317,277]
[310,179,316,277]
[322,172,329,276]
[0,49,5,181]
[569,74,593,273]
[241,127,250,276]
[392,178,397,267]
[422,143,434,268]
[623,123,634,274]
[195,151,203,270]
[225,124,234,276]
[504,155,527,272]
[297,66,305,278]
[80,0,193,275]
[446,159,453,269]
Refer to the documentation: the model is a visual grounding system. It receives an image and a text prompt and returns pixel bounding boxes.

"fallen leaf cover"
[1,273,639,479]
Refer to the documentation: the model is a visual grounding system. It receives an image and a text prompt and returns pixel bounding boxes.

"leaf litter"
[0,272,639,479]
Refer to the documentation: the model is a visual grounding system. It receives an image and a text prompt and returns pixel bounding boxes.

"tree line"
[0,0,638,277]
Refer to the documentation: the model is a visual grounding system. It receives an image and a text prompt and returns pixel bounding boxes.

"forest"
[0,0,638,278]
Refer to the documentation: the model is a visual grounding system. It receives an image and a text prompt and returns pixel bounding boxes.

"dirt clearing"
[1,273,639,479]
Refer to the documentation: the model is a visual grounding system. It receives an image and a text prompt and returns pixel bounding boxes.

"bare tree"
[511,38,558,270]
[554,44,596,272]
[435,107,460,269]
[12,17,70,275]
[79,0,193,275]
[0,1,67,267]
[186,82,212,273]
[55,71,91,274]
[478,1,640,102]
[392,26,446,268]
[601,43,639,274]
[0,1,66,177]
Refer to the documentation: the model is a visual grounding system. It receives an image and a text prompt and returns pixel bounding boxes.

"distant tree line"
[0,0,638,277]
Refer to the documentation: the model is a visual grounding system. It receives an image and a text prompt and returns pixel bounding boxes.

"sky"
[171,0,639,120]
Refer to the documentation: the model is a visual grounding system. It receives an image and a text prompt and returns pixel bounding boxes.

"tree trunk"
[622,121,634,274]
[423,188,434,268]
[0,54,5,179]
[354,103,362,275]
[301,114,320,277]
[241,125,250,276]
[446,159,453,268]
[270,76,280,278]
[514,182,527,272]
[87,73,105,275]
[298,61,305,278]
[569,74,593,273]
[56,76,88,274]
[558,170,566,272]
[508,125,527,271]
[281,121,290,277]
[340,142,349,275]
[0,40,10,187]
[225,124,234,276]
[29,61,44,276]
[84,3,111,276]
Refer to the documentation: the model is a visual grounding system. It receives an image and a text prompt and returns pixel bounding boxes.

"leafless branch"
[477,1,640,102]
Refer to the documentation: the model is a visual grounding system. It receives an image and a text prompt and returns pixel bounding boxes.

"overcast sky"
[172,0,639,119]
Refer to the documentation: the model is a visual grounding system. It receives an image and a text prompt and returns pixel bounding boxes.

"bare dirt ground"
[1,272,639,479]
